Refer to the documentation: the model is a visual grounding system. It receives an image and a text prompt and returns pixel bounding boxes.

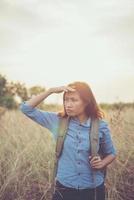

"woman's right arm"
[26,88,53,108]
[26,86,75,108]
[19,86,75,139]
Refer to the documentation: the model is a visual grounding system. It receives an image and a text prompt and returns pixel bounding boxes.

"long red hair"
[58,81,104,119]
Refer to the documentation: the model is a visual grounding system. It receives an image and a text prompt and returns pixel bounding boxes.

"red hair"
[58,81,105,119]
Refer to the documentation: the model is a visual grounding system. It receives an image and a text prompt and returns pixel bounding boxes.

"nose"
[66,105,72,109]
[65,101,73,108]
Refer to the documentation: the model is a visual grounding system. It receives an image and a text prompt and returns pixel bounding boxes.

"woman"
[20,81,117,200]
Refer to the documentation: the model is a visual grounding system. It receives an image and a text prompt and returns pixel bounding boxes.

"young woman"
[20,81,117,200]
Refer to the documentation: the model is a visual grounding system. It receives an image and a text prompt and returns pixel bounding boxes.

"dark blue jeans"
[52,180,106,200]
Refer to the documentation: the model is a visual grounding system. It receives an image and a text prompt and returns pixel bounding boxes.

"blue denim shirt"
[20,102,116,189]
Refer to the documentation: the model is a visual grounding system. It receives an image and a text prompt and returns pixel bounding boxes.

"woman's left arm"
[89,120,117,169]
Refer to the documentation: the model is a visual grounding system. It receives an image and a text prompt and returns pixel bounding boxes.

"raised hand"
[50,86,76,94]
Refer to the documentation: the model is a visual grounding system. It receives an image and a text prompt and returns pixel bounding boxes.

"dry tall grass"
[0,107,133,200]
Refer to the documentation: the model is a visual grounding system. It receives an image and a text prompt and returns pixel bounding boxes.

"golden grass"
[0,107,133,200]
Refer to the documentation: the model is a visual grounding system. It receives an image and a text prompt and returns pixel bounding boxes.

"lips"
[66,109,73,112]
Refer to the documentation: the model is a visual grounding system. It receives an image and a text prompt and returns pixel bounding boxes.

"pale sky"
[0,0,134,104]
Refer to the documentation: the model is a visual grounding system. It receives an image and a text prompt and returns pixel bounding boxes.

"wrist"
[101,155,115,168]
[101,159,107,168]
[48,88,54,94]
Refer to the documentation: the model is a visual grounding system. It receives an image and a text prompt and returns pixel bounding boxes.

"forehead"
[64,91,80,98]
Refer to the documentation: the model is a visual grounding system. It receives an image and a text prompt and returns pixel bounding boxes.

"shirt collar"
[71,116,91,127]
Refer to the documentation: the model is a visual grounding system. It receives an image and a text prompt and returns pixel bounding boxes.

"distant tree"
[0,95,17,108]
[0,74,7,96]
[29,86,46,96]
[0,74,29,108]
[0,74,17,108]
[6,81,28,101]
[28,86,46,109]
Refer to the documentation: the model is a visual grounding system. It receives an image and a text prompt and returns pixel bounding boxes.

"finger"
[91,165,101,169]
[63,87,69,92]
[66,86,76,91]
[91,162,101,168]
[90,157,101,165]
[91,162,102,168]
[90,161,101,165]
[90,160,101,165]
[92,165,101,169]
[63,89,68,92]
[90,156,99,162]
[63,88,71,92]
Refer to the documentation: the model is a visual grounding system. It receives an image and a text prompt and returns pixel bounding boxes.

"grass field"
[0,106,133,200]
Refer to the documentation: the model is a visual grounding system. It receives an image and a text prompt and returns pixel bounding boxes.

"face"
[64,91,87,117]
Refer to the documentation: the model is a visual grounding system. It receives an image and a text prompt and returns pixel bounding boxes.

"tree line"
[0,74,134,110]
[0,74,45,109]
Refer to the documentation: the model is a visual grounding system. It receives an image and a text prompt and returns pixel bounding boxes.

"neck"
[77,114,88,124]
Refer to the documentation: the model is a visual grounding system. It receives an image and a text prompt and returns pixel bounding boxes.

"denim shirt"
[20,102,117,189]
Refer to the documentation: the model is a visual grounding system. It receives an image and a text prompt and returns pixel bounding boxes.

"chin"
[67,113,76,117]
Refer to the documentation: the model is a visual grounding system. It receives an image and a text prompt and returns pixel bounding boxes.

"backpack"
[50,116,107,199]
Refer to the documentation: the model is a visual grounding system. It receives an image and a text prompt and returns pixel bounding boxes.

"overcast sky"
[0,0,134,103]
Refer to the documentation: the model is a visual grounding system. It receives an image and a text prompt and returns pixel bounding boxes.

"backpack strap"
[90,118,99,157]
[92,119,107,179]
[51,116,69,195]
[55,116,70,158]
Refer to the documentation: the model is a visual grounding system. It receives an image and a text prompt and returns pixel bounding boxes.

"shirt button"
[78,173,81,175]
[78,162,80,164]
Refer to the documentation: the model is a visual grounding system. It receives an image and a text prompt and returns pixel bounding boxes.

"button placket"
[76,125,82,177]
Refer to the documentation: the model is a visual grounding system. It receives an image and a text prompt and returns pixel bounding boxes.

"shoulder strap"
[90,118,100,157]
[55,117,70,158]
[90,118,100,200]
[51,116,69,195]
